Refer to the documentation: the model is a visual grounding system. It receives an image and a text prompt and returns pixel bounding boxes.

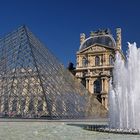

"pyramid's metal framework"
[0,26,93,119]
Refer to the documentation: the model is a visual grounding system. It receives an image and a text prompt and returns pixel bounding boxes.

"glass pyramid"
[0,26,106,119]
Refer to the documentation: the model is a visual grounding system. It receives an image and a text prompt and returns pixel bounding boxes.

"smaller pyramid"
[0,26,106,119]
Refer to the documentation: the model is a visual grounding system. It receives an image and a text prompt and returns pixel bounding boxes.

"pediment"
[78,44,109,54]
[90,45,106,52]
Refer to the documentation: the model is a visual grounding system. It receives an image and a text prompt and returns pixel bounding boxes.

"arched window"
[109,55,114,65]
[94,79,102,93]
[82,57,87,67]
[95,56,100,66]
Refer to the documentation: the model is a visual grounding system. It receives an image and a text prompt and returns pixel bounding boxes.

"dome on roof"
[79,34,116,50]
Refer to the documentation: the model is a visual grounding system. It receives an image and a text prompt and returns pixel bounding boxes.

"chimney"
[90,31,94,37]
[116,28,122,49]
[80,33,86,45]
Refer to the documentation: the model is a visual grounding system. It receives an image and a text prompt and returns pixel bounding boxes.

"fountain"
[109,42,140,134]
[84,43,140,135]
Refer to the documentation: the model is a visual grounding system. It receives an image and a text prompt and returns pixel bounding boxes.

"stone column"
[104,77,109,93]
[25,95,29,113]
[101,78,104,93]
[105,54,108,65]
[43,99,46,112]
[101,97,105,106]
[86,79,89,90]
[90,79,94,94]
[102,79,103,92]
[79,56,82,67]
[105,97,108,110]
[76,56,79,68]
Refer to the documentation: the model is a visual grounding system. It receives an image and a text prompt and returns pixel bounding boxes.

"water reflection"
[0,120,139,140]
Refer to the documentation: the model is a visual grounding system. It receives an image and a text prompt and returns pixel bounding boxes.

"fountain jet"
[109,42,140,130]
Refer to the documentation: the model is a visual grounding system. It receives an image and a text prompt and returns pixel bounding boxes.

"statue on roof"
[91,28,111,36]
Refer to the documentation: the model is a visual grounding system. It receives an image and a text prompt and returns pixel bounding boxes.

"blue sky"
[0,0,140,66]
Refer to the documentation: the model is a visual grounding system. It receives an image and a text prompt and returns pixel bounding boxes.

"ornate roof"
[79,30,116,50]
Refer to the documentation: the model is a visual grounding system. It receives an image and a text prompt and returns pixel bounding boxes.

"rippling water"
[0,120,140,140]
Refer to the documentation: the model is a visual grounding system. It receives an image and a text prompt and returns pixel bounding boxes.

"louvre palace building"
[75,28,124,109]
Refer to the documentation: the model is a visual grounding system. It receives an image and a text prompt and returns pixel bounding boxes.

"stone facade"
[75,28,124,109]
